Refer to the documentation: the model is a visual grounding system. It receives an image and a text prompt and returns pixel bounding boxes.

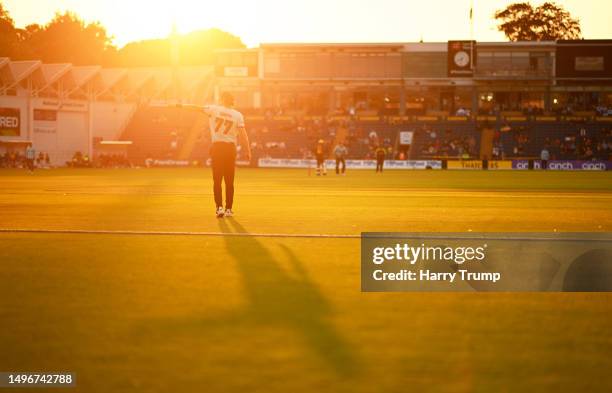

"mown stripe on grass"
[0,228,360,239]
[0,228,610,242]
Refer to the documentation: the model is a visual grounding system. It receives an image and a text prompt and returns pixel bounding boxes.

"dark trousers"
[335,157,346,174]
[26,159,35,171]
[376,158,384,172]
[210,142,236,209]
[316,154,325,168]
[315,154,326,175]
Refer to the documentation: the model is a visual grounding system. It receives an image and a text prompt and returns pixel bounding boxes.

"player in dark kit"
[375,145,386,172]
[314,139,327,176]
[177,92,251,218]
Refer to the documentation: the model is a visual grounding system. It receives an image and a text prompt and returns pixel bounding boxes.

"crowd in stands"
[477,104,612,118]
[247,112,611,162]
[242,100,612,119]
[492,125,611,160]
[248,115,400,160]
[67,151,132,168]
[547,128,611,160]
[492,126,531,158]
[477,105,547,117]
[421,127,478,159]
[1,150,136,169]
[0,151,51,168]
[2,102,610,169]
[66,151,91,167]
[249,125,293,159]
[552,105,612,117]
[455,107,471,116]
[95,154,131,168]
[362,130,394,160]
[595,106,612,117]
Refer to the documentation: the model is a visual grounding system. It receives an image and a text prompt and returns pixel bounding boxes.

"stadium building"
[0,60,213,165]
[1,40,611,167]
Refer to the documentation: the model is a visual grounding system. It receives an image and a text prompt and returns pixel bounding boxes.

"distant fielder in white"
[178,92,251,218]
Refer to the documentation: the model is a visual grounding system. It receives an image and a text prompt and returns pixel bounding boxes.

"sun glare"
[4,0,612,48]
[131,0,261,45]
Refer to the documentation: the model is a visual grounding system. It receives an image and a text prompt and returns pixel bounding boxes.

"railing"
[474,69,552,79]
[244,114,612,123]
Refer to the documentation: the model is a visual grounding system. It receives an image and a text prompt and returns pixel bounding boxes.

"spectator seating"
[120,106,611,162]
[121,105,198,162]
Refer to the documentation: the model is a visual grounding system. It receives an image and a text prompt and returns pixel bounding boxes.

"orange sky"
[4,0,612,47]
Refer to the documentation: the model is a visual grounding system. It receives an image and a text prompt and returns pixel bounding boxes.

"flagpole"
[470,0,474,41]
[470,0,474,72]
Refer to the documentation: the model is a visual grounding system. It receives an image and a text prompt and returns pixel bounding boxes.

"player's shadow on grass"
[216,218,359,377]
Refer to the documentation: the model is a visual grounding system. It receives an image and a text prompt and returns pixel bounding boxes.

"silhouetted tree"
[0,1,243,66]
[117,28,245,67]
[0,3,19,57]
[495,2,581,41]
[22,11,117,65]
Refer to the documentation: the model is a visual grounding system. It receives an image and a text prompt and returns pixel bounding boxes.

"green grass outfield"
[1,168,611,392]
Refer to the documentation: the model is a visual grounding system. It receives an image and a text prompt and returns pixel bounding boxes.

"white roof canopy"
[0,58,213,102]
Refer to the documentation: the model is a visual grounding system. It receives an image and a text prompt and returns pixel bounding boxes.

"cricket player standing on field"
[333,141,348,175]
[25,143,36,173]
[177,92,251,218]
[375,145,386,173]
[314,139,327,176]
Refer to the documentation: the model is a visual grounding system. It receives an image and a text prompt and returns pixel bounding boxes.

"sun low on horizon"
[4,0,612,48]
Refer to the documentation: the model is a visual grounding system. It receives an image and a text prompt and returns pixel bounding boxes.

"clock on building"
[454,51,470,67]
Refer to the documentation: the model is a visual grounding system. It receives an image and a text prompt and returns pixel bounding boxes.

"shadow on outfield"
[216,218,359,377]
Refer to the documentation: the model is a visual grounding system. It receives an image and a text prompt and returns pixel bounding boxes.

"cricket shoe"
[216,206,225,218]
[224,209,234,218]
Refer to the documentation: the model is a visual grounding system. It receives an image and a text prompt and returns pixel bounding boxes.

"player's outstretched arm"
[175,103,211,114]
[151,101,211,115]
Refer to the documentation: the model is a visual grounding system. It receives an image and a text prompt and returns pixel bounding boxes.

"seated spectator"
[455,107,470,116]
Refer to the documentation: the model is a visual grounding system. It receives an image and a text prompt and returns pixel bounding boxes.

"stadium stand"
[120,105,200,163]
[0,58,213,166]
[1,40,611,167]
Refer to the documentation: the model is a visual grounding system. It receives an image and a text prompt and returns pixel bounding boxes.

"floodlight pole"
[171,22,180,103]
